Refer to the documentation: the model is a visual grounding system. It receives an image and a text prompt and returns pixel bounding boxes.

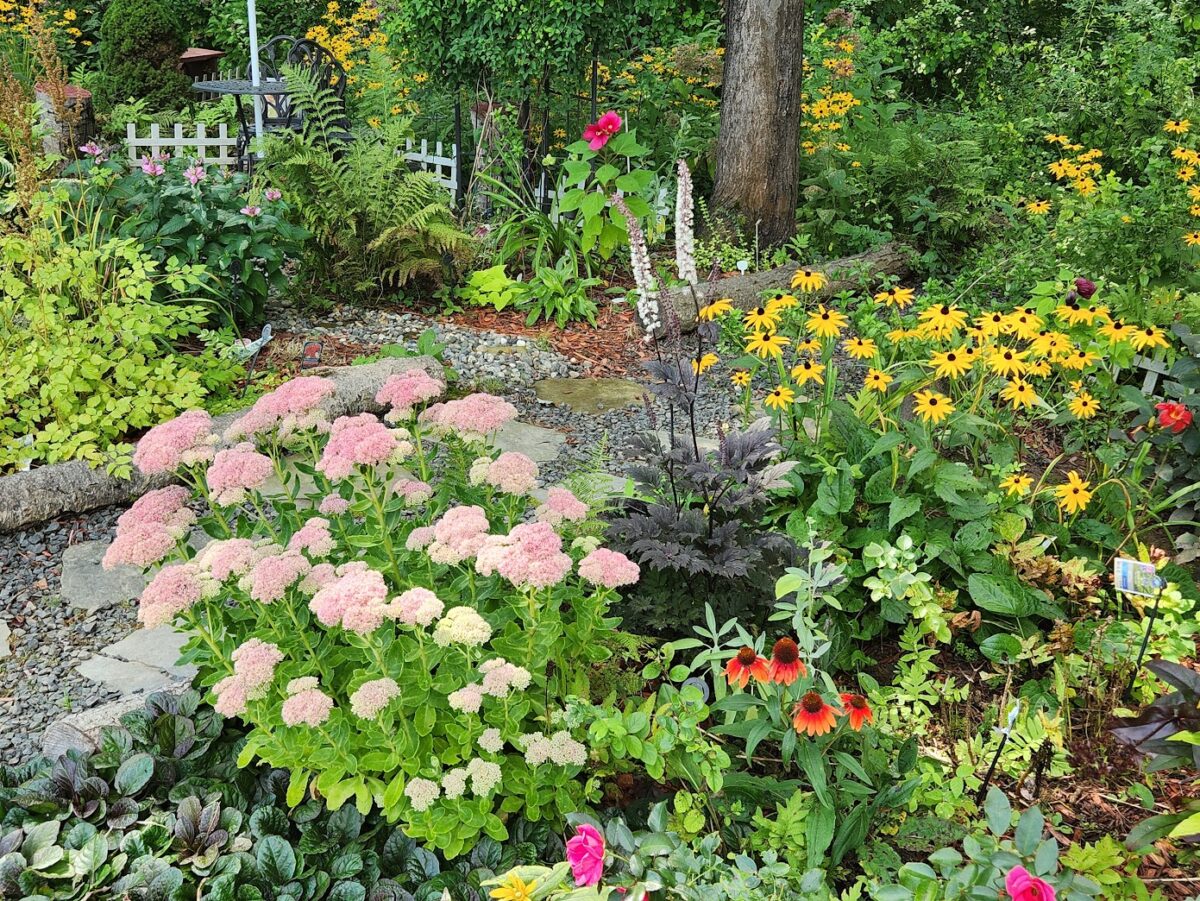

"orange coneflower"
[840,693,873,731]
[725,646,770,689]
[768,637,807,685]
[792,692,842,737]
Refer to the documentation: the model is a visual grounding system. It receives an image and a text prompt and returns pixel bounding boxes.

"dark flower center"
[929,398,939,405]
[773,637,799,664]
[801,692,825,713]
[940,306,950,315]
[737,646,757,665]
[947,353,956,361]
[1146,328,1155,335]
[755,307,766,316]
[1004,352,1013,360]
[847,694,868,710]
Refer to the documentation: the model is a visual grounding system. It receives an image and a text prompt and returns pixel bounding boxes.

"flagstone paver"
[60,540,147,611]
[534,377,646,413]
[494,420,567,464]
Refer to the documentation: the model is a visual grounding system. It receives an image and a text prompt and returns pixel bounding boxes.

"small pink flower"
[393,479,433,506]
[183,164,206,185]
[137,562,213,627]
[318,413,399,480]
[389,586,444,626]
[196,538,261,582]
[281,685,334,727]
[241,204,261,217]
[309,566,391,633]
[288,517,335,558]
[132,410,216,475]
[535,487,588,526]
[376,369,445,420]
[79,141,105,159]
[476,522,572,589]
[483,452,540,495]
[140,155,165,176]
[206,442,273,506]
[318,494,350,515]
[565,824,606,886]
[578,548,640,589]
[350,677,400,718]
[582,111,622,151]
[419,394,517,442]
[227,375,336,439]
[247,550,311,603]
[1004,865,1056,901]
[264,187,282,201]
[427,505,491,564]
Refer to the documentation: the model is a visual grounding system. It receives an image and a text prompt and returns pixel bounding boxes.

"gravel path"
[0,508,136,765]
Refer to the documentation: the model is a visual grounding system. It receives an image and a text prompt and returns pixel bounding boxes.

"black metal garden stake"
[974,701,1019,807]
[1125,583,1166,698]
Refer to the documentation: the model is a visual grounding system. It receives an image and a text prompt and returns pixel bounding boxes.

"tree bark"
[712,0,807,247]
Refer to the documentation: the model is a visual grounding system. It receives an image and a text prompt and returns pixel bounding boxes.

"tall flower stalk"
[675,159,698,286]
[611,193,661,333]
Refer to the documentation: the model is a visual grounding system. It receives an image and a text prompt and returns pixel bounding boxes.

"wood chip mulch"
[443,305,649,378]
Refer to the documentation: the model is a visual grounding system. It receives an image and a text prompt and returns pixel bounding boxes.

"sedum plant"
[109,370,642,856]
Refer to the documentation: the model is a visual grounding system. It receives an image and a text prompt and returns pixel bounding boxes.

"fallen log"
[0,357,438,532]
[663,241,915,331]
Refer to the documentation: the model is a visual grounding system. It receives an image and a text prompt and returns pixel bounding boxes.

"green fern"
[264,66,472,300]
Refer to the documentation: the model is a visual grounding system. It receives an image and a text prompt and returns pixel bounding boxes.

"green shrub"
[96,0,191,112]
[0,221,242,475]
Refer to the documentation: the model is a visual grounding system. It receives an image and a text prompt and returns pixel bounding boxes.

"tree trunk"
[712,0,806,247]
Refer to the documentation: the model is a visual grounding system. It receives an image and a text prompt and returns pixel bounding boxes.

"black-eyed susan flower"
[731,369,752,388]
[796,337,821,354]
[1190,184,1200,201]
[1165,119,1190,135]
[1098,319,1131,343]
[999,472,1033,496]
[790,359,826,386]
[1025,200,1051,215]
[1030,331,1071,359]
[1059,348,1100,371]
[764,385,796,410]
[886,326,915,342]
[918,303,968,337]
[691,352,719,374]
[913,390,954,423]
[1179,167,1196,183]
[1185,231,1200,247]
[874,286,915,308]
[1055,301,1101,326]
[976,311,1007,338]
[1048,159,1073,179]
[1068,391,1099,419]
[806,305,848,339]
[698,298,733,320]
[844,336,878,359]
[1074,177,1098,196]
[1054,471,1093,515]
[1003,310,1042,340]
[746,332,790,359]
[744,305,780,331]
[768,292,799,310]
[1026,360,1052,378]
[1001,378,1039,410]
[987,347,1029,377]
[864,368,892,392]
[792,268,828,293]
[1130,326,1169,352]
[929,348,972,379]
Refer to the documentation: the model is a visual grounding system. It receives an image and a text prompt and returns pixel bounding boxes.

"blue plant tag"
[1114,558,1163,597]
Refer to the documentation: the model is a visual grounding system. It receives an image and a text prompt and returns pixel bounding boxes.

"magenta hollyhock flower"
[1004,865,1055,901]
[565,824,606,886]
[582,111,622,151]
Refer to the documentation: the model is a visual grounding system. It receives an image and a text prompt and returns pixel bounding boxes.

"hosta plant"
[108,368,642,856]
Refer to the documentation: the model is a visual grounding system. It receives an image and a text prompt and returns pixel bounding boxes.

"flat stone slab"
[494,421,566,464]
[535,378,645,413]
[100,627,195,678]
[652,430,720,454]
[41,689,183,758]
[0,619,9,660]
[60,540,146,611]
[76,655,181,695]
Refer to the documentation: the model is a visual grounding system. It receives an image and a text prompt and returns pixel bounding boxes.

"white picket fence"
[123,123,458,199]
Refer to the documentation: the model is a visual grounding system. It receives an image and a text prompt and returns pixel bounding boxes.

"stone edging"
[0,357,438,533]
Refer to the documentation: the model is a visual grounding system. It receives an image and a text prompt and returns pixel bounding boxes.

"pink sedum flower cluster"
[393,479,433,506]
[350,677,401,719]
[318,413,399,480]
[206,442,273,506]
[288,517,335,558]
[480,658,532,696]
[132,410,217,475]
[375,369,445,421]
[392,587,444,626]
[213,638,285,717]
[535,487,588,526]
[420,393,517,443]
[245,549,311,603]
[104,486,194,569]
[427,506,490,564]
[308,565,399,634]
[318,494,350,515]
[433,606,492,647]
[196,538,264,582]
[138,562,216,628]
[477,452,540,495]
[281,677,334,727]
[578,548,640,589]
[227,376,335,440]
[476,522,572,589]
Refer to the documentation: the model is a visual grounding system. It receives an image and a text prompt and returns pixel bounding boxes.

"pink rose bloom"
[565,824,606,886]
[132,410,216,475]
[206,442,273,506]
[376,369,445,421]
[1005,866,1056,901]
[578,548,640,589]
[582,111,622,151]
